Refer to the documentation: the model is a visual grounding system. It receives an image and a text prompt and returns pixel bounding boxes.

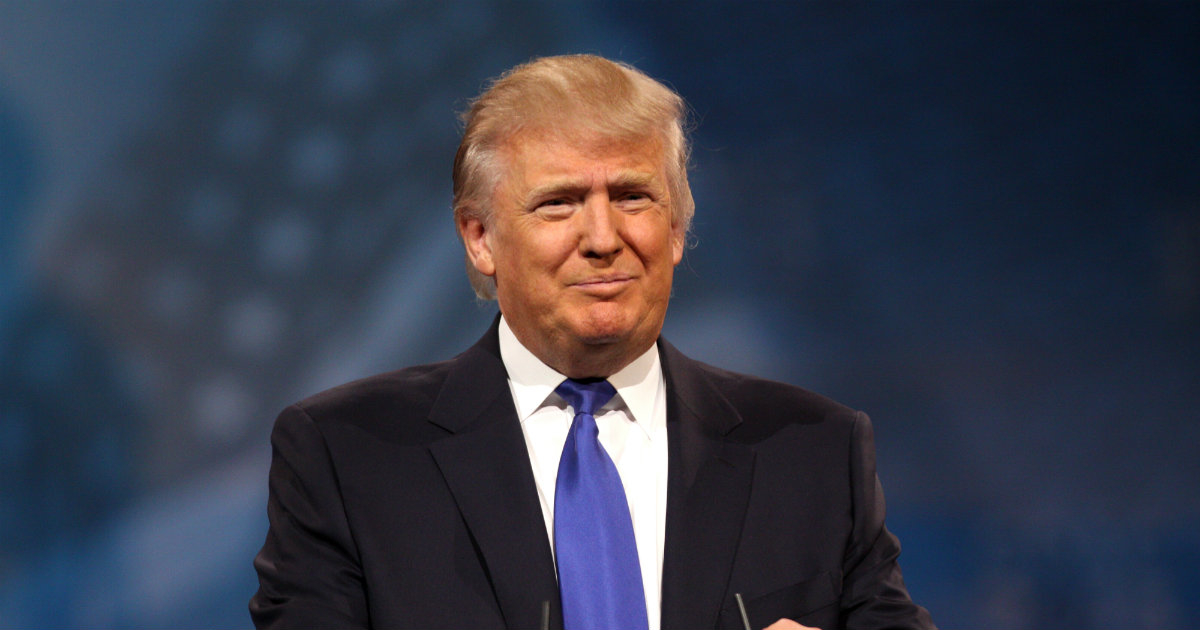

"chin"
[570,309,651,348]
[570,321,628,345]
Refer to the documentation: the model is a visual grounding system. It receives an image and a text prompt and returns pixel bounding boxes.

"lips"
[571,274,635,295]
[574,274,633,286]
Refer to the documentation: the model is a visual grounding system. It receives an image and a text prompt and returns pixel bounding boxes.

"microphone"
[735,592,752,630]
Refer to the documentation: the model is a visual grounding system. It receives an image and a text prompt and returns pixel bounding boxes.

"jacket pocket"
[719,571,838,629]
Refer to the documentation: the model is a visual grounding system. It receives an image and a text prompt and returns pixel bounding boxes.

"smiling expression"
[459,129,685,377]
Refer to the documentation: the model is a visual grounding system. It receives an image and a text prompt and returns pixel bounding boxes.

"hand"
[762,619,819,630]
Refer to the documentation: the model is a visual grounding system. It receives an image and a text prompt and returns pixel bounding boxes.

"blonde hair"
[452,54,694,299]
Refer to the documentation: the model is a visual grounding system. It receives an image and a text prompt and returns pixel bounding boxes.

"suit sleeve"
[840,411,935,630]
[249,404,369,629]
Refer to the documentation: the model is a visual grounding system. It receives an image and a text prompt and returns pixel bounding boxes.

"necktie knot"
[556,378,616,417]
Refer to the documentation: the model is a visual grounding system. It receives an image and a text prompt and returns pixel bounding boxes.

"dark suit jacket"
[250,321,933,630]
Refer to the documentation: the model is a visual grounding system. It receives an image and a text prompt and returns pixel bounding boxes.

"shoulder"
[700,360,856,419]
[275,323,509,446]
[296,359,454,418]
[705,360,862,427]
[277,356,461,443]
[663,341,866,442]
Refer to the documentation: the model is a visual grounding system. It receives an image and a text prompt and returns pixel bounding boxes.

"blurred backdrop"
[1,1,1197,628]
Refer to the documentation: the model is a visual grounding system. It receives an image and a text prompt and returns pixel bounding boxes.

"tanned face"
[458,129,685,378]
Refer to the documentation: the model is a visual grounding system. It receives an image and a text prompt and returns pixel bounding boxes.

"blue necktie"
[554,378,649,630]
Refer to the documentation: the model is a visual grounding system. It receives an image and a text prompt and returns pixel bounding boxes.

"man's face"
[459,129,685,377]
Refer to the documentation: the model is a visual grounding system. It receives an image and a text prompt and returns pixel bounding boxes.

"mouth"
[571,274,635,296]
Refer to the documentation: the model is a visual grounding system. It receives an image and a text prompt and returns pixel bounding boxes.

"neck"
[549,346,642,380]
[513,328,653,380]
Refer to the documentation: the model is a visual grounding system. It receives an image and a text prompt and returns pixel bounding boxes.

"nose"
[578,195,623,260]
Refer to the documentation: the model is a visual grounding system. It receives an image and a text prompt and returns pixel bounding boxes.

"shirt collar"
[498,315,663,435]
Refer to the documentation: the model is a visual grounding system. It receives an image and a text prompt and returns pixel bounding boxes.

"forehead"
[497,127,667,180]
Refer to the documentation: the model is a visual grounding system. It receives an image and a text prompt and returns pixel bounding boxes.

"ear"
[670,225,685,266]
[458,213,496,277]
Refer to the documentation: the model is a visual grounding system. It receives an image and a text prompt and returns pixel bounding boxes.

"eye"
[534,198,575,219]
[615,191,654,211]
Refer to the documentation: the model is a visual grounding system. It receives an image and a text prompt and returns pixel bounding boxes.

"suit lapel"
[427,324,563,630]
[658,339,756,630]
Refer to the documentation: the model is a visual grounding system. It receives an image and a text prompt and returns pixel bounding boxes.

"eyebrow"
[523,172,660,205]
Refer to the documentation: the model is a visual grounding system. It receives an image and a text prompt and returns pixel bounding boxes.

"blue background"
[1,2,1197,628]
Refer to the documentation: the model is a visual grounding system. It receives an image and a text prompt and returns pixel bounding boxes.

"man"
[250,54,934,630]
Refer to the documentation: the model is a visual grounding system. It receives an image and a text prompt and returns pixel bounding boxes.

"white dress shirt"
[498,316,669,630]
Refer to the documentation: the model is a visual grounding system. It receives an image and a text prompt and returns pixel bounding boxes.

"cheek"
[495,238,567,286]
[636,229,681,270]
[520,230,578,269]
